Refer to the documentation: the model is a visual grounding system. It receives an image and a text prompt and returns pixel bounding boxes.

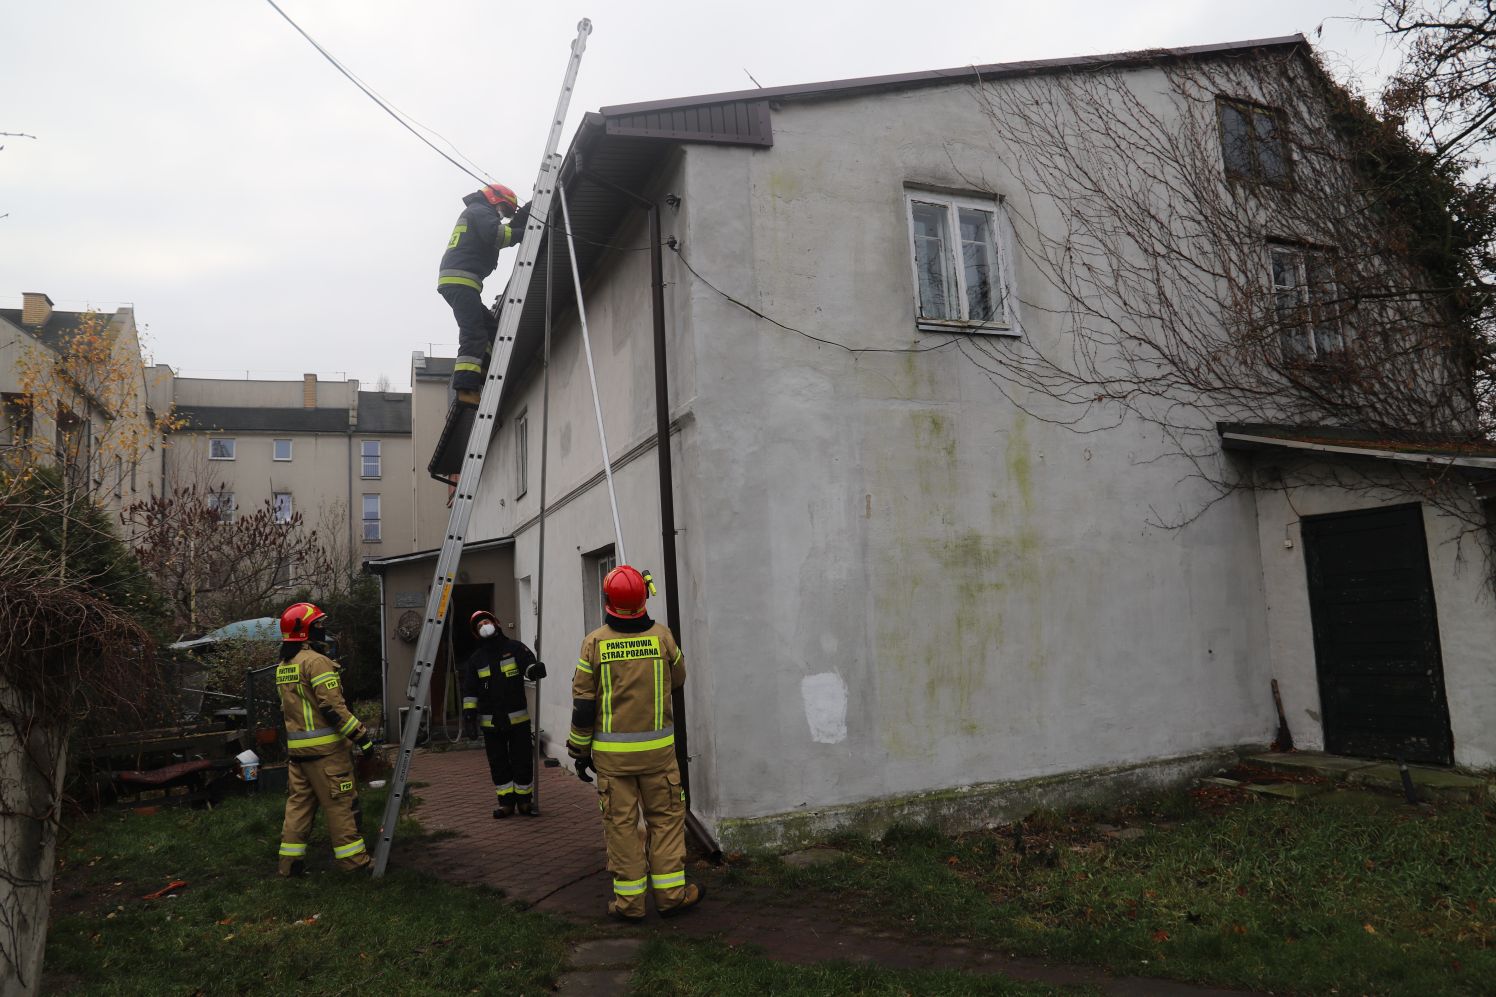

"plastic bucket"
[236,749,261,782]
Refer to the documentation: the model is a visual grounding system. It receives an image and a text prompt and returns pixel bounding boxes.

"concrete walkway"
[402,748,1268,996]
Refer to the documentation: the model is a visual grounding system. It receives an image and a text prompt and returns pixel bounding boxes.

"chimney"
[21,292,54,328]
[303,373,317,408]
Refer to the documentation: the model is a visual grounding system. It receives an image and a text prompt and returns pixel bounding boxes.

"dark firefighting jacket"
[436,193,522,293]
[277,647,368,758]
[460,635,535,730]
[569,614,685,776]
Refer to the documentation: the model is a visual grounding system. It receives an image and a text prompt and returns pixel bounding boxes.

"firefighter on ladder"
[461,610,545,817]
[437,182,531,405]
[275,602,377,875]
[568,566,706,921]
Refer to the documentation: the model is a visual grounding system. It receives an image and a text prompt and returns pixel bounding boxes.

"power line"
[262,0,492,185]
[665,241,963,356]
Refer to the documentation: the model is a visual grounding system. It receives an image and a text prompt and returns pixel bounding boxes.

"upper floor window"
[2,394,30,447]
[207,489,236,523]
[1218,98,1290,187]
[273,491,294,524]
[362,493,382,542]
[1269,243,1345,360]
[209,437,236,460]
[273,439,293,461]
[515,411,529,498]
[361,439,381,478]
[905,191,1013,332]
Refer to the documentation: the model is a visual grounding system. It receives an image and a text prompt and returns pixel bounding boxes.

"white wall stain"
[802,672,849,744]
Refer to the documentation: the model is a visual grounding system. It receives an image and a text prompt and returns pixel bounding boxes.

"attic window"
[1218,98,1290,187]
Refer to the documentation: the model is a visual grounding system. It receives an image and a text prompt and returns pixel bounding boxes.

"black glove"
[357,736,378,756]
[462,709,478,739]
[574,755,595,784]
[525,660,547,682]
[510,201,531,232]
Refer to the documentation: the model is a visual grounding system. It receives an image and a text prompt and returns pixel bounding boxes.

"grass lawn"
[631,938,1098,996]
[43,787,574,996]
[728,784,1496,997]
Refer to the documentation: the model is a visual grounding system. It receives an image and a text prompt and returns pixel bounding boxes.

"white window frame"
[583,547,617,634]
[208,490,236,523]
[272,491,294,524]
[1268,243,1345,360]
[362,492,382,542]
[904,190,1017,335]
[515,410,529,499]
[209,437,236,461]
[361,439,381,479]
[273,438,293,462]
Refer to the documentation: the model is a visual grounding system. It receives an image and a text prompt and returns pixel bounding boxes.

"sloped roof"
[0,307,107,354]
[356,391,412,433]
[176,405,352,434]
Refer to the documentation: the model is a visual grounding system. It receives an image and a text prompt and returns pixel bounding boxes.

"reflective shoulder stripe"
[309,671,339,689]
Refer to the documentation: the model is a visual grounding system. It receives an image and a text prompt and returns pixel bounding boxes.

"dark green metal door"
[1302,504,1453,766]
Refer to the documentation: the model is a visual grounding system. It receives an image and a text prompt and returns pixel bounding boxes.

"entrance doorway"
[1302,504,1453,765]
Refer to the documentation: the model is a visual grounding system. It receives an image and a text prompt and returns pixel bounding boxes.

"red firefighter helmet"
[470,610,500,637]
[602,565,649,619]
[280,602,326,642]
[478,182,518,215]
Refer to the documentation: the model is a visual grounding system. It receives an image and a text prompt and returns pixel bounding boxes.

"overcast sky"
[1,1,1394,391]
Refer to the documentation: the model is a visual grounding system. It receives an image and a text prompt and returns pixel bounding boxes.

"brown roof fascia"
[599,35,1308,118]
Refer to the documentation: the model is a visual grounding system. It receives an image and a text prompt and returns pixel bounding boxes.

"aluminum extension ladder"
[372,18,592,877]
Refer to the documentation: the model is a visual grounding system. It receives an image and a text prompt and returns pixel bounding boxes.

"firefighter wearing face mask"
[276,602,377,875]
[569,566,704,921]
[460,611,545,817]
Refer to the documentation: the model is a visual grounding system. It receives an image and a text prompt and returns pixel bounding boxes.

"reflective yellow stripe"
[501,663,519,677]
[333,838,366,859]
[600,662,613,733]
[593,732,675,753]
[672,649,683,665]
[576,658,593,674]
[508,710,530,725]
[453,360,483,372]
[654,660,664,730]
[310,671,339,688]
[279,842,307,857]
[290,731,342,749]
[613,876,647,897]
[438,275,483,291]
[569,731,592,747]
[462,697,478,709]
[477,666,492,678]
[339,715,360,736]
[651,871,686,889]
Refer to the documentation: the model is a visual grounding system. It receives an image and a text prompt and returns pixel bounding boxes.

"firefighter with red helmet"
[437,182,532,404]
[275,602,376,875]
[569,565,705,920]
[460,610,545,817]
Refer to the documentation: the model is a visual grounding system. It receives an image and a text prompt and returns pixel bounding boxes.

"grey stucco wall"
[681,77,1278,831]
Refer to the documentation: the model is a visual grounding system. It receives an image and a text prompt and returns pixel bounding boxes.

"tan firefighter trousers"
[278,748,370,873]
[596,760,688,917]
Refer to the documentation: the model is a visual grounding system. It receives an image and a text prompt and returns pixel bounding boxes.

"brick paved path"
[402,748,1266,996]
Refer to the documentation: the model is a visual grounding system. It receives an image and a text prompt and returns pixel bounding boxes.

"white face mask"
[478,622,497,638]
